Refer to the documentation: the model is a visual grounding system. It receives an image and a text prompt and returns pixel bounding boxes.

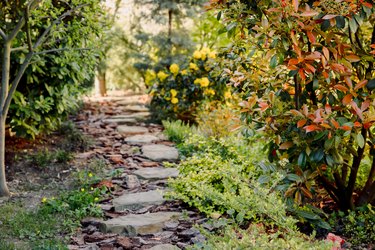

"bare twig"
[10,47,28,52]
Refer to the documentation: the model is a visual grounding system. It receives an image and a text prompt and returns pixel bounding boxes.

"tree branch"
[10,47,28,52]
[2,51,34,118]
[347,128,367,194]
[0,29,6,40]
[35,47,92,55]
[25,5,33,52]
[318,175,339,204]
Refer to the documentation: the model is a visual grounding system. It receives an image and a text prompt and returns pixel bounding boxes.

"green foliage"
[41,187,104,221]
[162,119,197,144]
[330,205,375,246]
[148,48,230,122]
[27,148,73,168]
[0,202,67,248]
[2,0,104,139]
[193,223,333,250]
[58,121,93,151]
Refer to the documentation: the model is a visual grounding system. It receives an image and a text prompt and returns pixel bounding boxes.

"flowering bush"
[146,47,231,122]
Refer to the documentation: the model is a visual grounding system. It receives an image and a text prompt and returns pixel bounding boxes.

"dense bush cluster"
[147,47,230,122]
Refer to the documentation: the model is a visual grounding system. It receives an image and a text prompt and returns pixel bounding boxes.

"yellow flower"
[204,88,215,95]
[88,172,93,178]
[208,51,216,59]
[200,77,210,87]
[224,91,232,99]
[81,188,85,192]
[171,97,179,104]
[189,63,198,71]
[181,69,188,75]
[169,64,179,75]
[201,52,207,61]
[193,50,202,60]
[194,78,201,85]
[201,47,211,54]
[157,71,169,81]
[41,197,47,203]
[145,70,156,86]
[90,187,94,191]
[94,197,99,201]
[170,89,177,97]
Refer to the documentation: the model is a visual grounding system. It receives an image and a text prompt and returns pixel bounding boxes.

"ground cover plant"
[163,119,338,249]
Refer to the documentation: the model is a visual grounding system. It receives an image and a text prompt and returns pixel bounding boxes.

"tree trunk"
[98,72,107,97]
[0,42,11,197]
[0,116,10,197]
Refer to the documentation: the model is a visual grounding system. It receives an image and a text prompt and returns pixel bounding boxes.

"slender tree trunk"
[98,72,107,97]
[0,116,10,197]
[0,42,11,197]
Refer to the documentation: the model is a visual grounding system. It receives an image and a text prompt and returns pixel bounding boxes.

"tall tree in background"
[96,0,122,97]
[0,0,103,197]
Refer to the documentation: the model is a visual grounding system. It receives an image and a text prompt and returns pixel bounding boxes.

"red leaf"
[304,63,316,73]
[331,63,345,72]
[306,31,316,43]
[342,94,352,105]
[334,84,349,93]
[331,119,340,129]
[344,76,353,89]
[354,121,362,127]
[354,79,368,91]
[322,47,329,60]
[351,101,363,120]
[258,102,269,111]
[293,0,299,12]
[288,58,299,65]
[341,125,352,131]
[299,68,306,80]
[363,2,372,8]
[297,119,307,128]
[361,100,370,111]
[304,124,321,133]
[304,51,321,60]
[345,54,361,62]
[322,14,337,19]
[299,10,319,17]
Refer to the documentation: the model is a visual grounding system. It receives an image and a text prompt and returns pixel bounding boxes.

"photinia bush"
[208,0,375,210]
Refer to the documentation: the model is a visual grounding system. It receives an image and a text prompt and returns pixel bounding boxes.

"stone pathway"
[69,95,206,250]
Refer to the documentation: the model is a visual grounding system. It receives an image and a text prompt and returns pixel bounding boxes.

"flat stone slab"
[99,212,181,236]
[118,125,149,135]
[142,144,179,161]
[103,118,137,125]
[133,167,179,180]
[125,134,159,144]
[112,112,151,120]
[123,105,149,112]
[112,190,165,211]
[149,244,181,250]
